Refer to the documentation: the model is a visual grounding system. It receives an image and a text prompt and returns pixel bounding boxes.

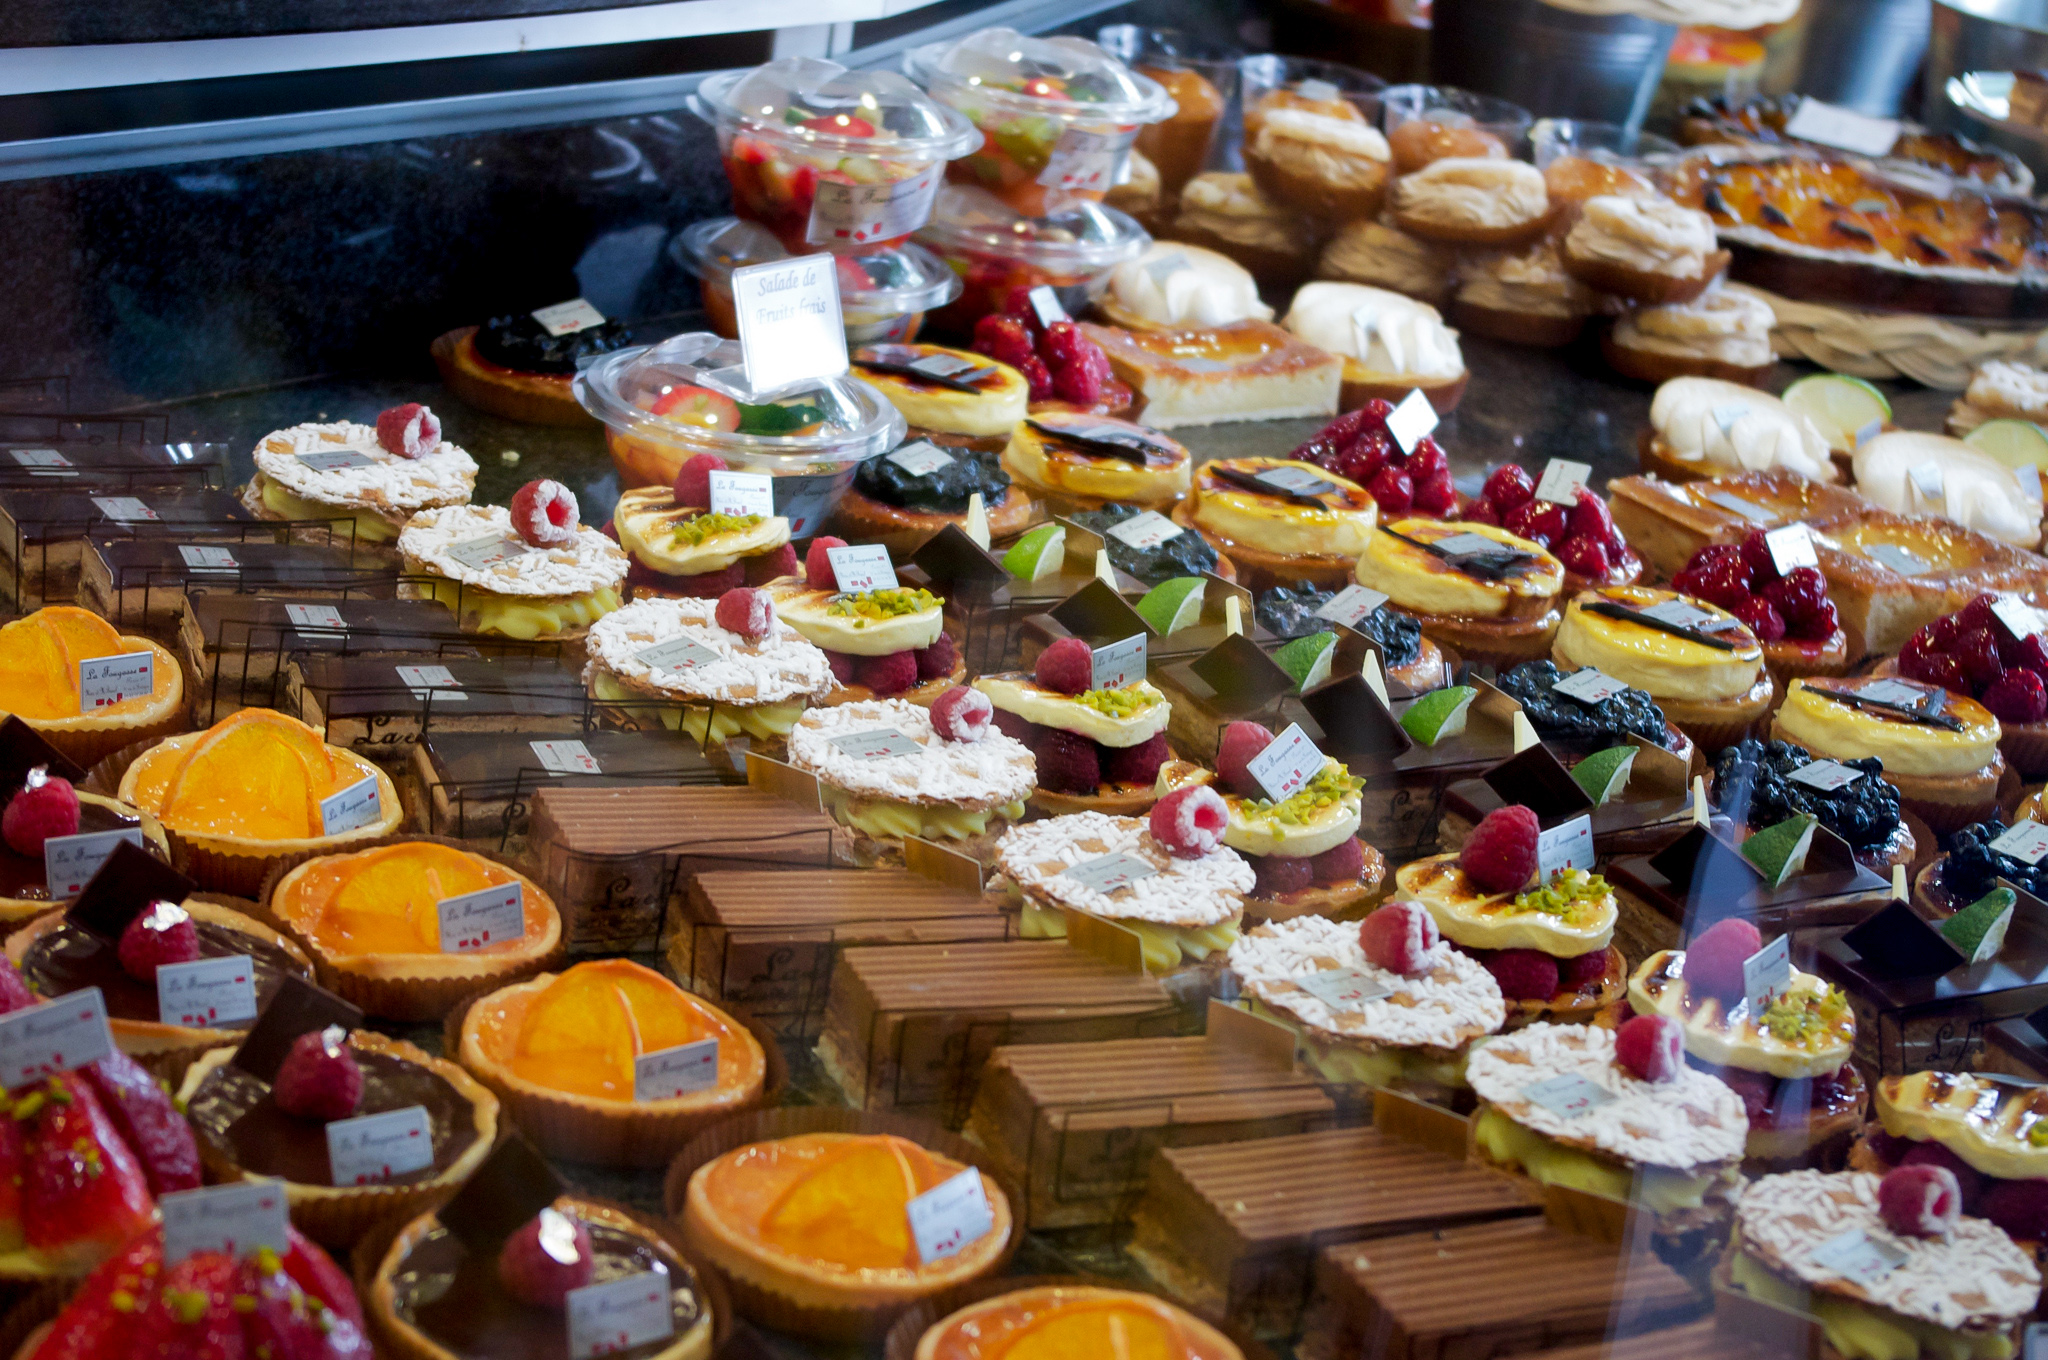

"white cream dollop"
[1648,377,1836,483]
[1853,430,2044,547]
[1108,242,1273,328]
[1283,281,1464,379]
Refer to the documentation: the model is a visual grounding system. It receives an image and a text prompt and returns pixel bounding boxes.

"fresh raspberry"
[1978,1177,2048,1241]
[1215,721,1276,798]
[1149,785,1228,859]
[914,632,958,680]
[1718,1066,1774,1122]
[116,901,200,983]
[929,686,992,743]
[1878,1165,1962,1239]
[855,650,918,696]
[1956,627,2006,689]
[1332,430,1392,486]
[499,1208,597,1310]
[1985,669,2048,723]
[1368,465,1413,515]
[374,403,441,459]
[1897,1140,1984,1210]
[1355,397,1395,429]
[1034,637,1094,695]
[824,649,855,685]
[1915,652,1971,694]
[1957,593,2000,637]
[1105,733,1170,786]
[1684,917,1763,1003]
[1613,1014,1684,1082]
[1763,566,1828,628]
[1309,837,1365,885]
[1898,631,1940,680]
[1503,499,1567,547]
[1252,854,1313,898]
[1929,614,1963,649]
[1737,530,1779,586]
[971,314,1035,370]
[1036,729,1101,794]
[1568,490,1620,552]
[671,452,729,508]
[271,1025,363,1122]
[1404,438,1448,485]
[743,543,799,584]
[1051,351,1105,406]
[713,587,775,642]
[1001,286,1042,327]
[1040,320,1085,369]
[2,766,78,856]
[660,562,744,598]
[508,479,579,548]
[1555,536,1611,579]
[0,957,34,1015]
[1559,948,1611,990]
[1485,949,1560,1001]
[805,535,847,590]
[1459,805,1540,894]
[1482,464,1535,513]
[1358,900,1439,975]
[1295,408,1375,462]
[2018,632,2048,679]
[991,708,1035,746]
[1412,474,1458,516]
[1461,499,1501,527]
[1676,558,1753,612]
[1735,596,1786,642]
[1020,357,1054,403]
[1687,543,1747,575]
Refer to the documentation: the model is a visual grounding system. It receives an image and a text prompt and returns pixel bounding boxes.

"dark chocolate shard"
[1841,896,1969,979]
[64,838,197,942]
[0,715,86,791]
[230,975,365,1082]
[436,1133,566,1256]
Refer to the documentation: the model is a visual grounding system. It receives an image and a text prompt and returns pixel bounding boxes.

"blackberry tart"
[1070,503,1233,585]
[830,443,1032,558]
[1917,819,2048,917]
[1715,739,1916,874]
[1496,660,1695,767]
[1258,580,1450,695]
[432,305,633,427]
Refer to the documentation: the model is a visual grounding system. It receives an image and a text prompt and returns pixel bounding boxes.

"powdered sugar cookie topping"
[1228,914,1505,1049]
[998,811,1251,929]
[788,699,1034,809]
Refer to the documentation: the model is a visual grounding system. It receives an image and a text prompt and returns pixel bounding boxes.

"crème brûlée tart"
[1355,518,1565,668]
[1554,585,1773,750]
[612,485,794,600]
[243,415,477,555]
[1282,281,1469,414]
[1000,411,1192,513]
[973,672,1172,816]
[1173,456,1377,590]
[117,709,404,896]
[850,344,1029,453]
[399,503,628,644]
[1849,1070,2048,1243]
[458,958,767,1167]
[680,1132,1013,1340]
[264,839,564,1021]
[1154,757,1385,923]
[772,577,964,706]
[1772,675,2004,833]
[914,1286,1243,1360]
[0,606,184,767]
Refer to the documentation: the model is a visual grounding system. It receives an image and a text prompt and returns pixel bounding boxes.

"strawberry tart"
[1460,462,1642,594]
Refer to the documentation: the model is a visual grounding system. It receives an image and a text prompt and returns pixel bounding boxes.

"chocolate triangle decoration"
[1801,823,1859,876]
[1648,824,1762,931]
[1188,633,1293,712]
[1481,745,1594,822]
[230,975,364,1082]
[0,715,86,792]
[1841,896,1969,978]
[1049,577,1156,642]
[1624,732,1691,797]
[437,1133,566,1255]
[65,838,197,942]
[910,523,1007,589]
[1301,671,1411,766]
[1195,572,1254,629]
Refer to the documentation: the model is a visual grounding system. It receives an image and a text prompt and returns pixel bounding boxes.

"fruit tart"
[976,638,1171,816]
[1398,807,1624,1027]
[1772,676,2004,834]
[1355,518,1566,668]
[1604,468,1870,580]
[1173,457,1378,591]
[1316,217,1458,309]
[1065,503,1229,585]
[458,958,767,1167]
[1225,910,1506,1107]
[968,301,1132,418]
[1604,282,1778,388]
[1920,819,2048,916]
[1672,532,1848,688]
[1631,919,1863,1168]
[1560,194,1728,305]
[1244,105,1392,222]
[1849,1070,2048,1249]
[612,454,798,601]
[1389,158,1552,248]
[1948,358,2048,437]
[787,693,1033,861]
[1097,242,1274,332]
[243,409,477,556]
[263,838,564,1022]
[851,344,1030,453]
[999,410,1191,516]
[117,710,404,897]
[1553,585,1774,750]
[1641,376,1837,484]
[0,606,183,769]
[1715,738,1915,874]
[1462,464,1642,595]
[771,543,963,704]
[1495,660,1696,765]
[1166,172,1323,292]
[834,442,1031,558]
[399,483,628,646]
[1290,401,1459,523]
[1449,239,1598,348]
[432,304,633,427]
[913,1285,1242,1360]
[1281,282,1468,414]
[1892,593,2048,779]
[1257,581,1451,694]
[1854,430,2044,550]
[0,754,168,931]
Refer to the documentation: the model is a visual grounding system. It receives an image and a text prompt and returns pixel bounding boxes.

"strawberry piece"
[80,1050,201,1196]
[1683,918,1762,1003]
[278,1228,372,1334]
[115,901,199,984]
[373,404,440,460]
[1878,1164,1961,1238]
[134,1250,242,1358]
[930,686,993,743]
[21,1073,156,1271]
[1459,805,1539,894]
[805,535,846,590]
[0,956,34,1016]
[1149,786,1228,859]
[1359,900,1439,976]
[507,479,579,549]
[1214,721,1275,798]
[671,452,729,508]
[801,113,876,136]
[26,1230,158,1360]
[1613,1014,1683,1082]
[1033,637,1093,695]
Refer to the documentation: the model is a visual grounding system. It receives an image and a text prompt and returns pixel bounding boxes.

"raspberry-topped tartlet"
[612,453,798,601]
[1460,463,1642,595]
[1893,593,2048,780]
[771,539,964,705]
[1552,584,1773,750]
[1772,676,2003,834]
[975,637,1173,816]
[243,408,477,556]
[1848,1070,2048,1250]
[970,295,1133,417]
[1672,530,1849,689]
[1715,738,1916,874]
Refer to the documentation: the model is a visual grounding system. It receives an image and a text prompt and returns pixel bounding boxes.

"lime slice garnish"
[1274,632,1337,690]
[1782,374,1891,452]
[1001,523,1065,581]
[1137,578,1206,635]
[1740,813,1816,889]
[1571,746,1636,805]
[1399,685,1475,747]
[1963,418,2048,474]
[1942,886,2015,964]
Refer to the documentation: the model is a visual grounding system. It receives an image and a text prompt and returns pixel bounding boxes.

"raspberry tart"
[974,639,1172,816]
[0,606,184,769]
[1892,593,2048,779]
[1174,456,1378,591]
[1355,518,1567,668]
[1461,463,1642,595]
[1672,531,1849,690]
[1772,675,2004,833]
[852,343,1031,453]
[399,486,628,647]
[611,453,797,601]
[969,300,1132,418]
[1714,739,1916,874]
[999,410,1191,516]
[1291,403,1459,525]
[771,545,963,705]
[242,409,476,556]
[1553,585,1774,750]
[1849,1070,2048,1250]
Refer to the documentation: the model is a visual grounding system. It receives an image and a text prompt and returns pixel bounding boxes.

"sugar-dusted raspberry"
[1252,854,1313,898]
[2,765,78,857]
[375,403,441,459]
[1683,917,1763,1003]
[1978,1177,2048,1241]
[1485,948,1559,1001]
[1332,430,1392,487]
[1737,530,1779,585]
[1897,1140,1984,1209]
[1412,474,1458,516]
[744,543,799,585]
[1735,596,1786,642]
[1150,785,1228,859]
[1215,721,1276,798]
[1020,357,1055,403]
[1034,637,1094,695]
[1368,465,1413,515]
[1309,837,1365,885]
[1764,566,1828,628]
[1358,900,1439,975]
[1105,733,1170,786]
[508,479,579,548]
[824,649,855,685]
[1503,499,1567,547]
[1569,490,1621,553]
[272,1025,363,1122]
[499,1208,597,1311]
[671,453,728,509]
[1404,438,1448,485]
[929,686,992,743]
[1555,536,1611,579]
[1559,948,1611,990]
[805,535,847,590]
[1985,669,2048,723]
[855,650,918,696]
[972,314,1035,370]
[1036,729,1101,794]
[1461,499,1501,527]
[914,631,958,680]
[1878,1164,1962,1239]
[1613,1014,1683,1082]
[713,587,774,642]
[117,901,201,983]
[1482,464,1535,513]
[1459,805,1539,894]
[1051,350,1105,406]
[1956,627,2006,689]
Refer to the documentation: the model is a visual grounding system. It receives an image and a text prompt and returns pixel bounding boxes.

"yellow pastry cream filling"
[1189,457,1378,559]
[588,671,808,743]
[1472,1105,1729,1215]
[1355,518,1564,619]
[821,787,1027,844]
[612,486,791,575]
[1244,999,1471,1093]
[412,573,623,640]
[1553,585,1763,703]
[1776,677,2000,779]
[975,676,1172,748]
[1729,1250,2016,1360]
[255,472,401,543]
[1018,899,1241,972]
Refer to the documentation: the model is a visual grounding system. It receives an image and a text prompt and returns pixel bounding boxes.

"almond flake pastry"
[245,417,478,548]
[998,810,1252,973]
[399,501,627,643]
[787,697,1034,859]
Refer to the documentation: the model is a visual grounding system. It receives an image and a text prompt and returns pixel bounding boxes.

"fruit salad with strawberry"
[1672,530,1846,684]
[1463,464,1641,589]
[1897,593,2048,776]
[971,289,1127,410]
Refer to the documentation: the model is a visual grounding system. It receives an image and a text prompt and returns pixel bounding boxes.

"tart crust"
[1169,503,1351,592]
[826,484,1034,560]
[429,326,593,427]
[1397,603,1563,671]
[0,792,169,935]
[1446,299,1586,348]
[1768,712,2007,835]
[1499,944,1628,1031]
[1657,672,1777,752]
[1240,843,1389,924]
[1601,327,1773,388]
[1562,249,1732,306]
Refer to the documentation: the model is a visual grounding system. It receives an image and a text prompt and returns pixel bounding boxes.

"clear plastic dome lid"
[904,28,1177,127]
[695,58,981,160]
[914,184,1150,270]
[674,218,961,315]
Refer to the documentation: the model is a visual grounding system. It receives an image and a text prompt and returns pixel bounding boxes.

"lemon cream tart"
[1561,194,1728,305]
[1155,755,1382,922]
[1390,157,1552,247]
[1000,412,1192,512]
[399,503,627,643]
[1631,948,1863,1165]
[787,698,1033,859]
[1226,913,1506,1105]
[1355,518,1565,667]
[1852,1071,2048,1244]
[245,415,477,550]
[851,343,1029,452]
[1282,282,1469,414]
[612,484,794,599]
[1099,243,1274,333]
[1553,585,1772,749]
[1177,456,1377,589]
[1604,283,1778,388]
[975,666,1172,815]
[1854,431,2044,550]
[1644,377,1837,484]
[582,595,835,746]
[772,576,961,705]
[1773,676,2003,833]
[1396,856,1622,1027]
[998,810,1250,973]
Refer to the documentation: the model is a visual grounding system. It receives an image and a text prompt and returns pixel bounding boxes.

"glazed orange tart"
[264,838,563,1021]
[459,959,768,1168]
[914,1285,1243,1359]
[681,1131,1013,1340]
[117,710,403,896]
[0,606,184,768]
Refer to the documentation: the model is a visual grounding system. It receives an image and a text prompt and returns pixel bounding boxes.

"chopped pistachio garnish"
[1758,984,1851,1048]
[670,512,762,547]
[1239,763,1366,836]
[2029,1120,2048,1149]
[826,587,940,625]
[1510,867,1610,919]
[1071,686,1161,718]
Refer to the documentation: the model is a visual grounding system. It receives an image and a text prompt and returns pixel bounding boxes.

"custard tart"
[1173,456,1377,590]
[1552,585,1773,751]
[0,606,184,768]
[1077,320,1341,430]
[1354,518,1565,668]
[1000,411,1191,514]
[851,344,1030,453]
[1773,675,2004,833]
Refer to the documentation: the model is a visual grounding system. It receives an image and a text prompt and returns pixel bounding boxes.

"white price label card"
[445,535,528,569]
[636,636,721,673]
[1993,819,2048,865]
[907,1166,996,1265]
[1858,678,1930,709]
[1765,524,1819,575]
[437,882,525,953]
[0,989,112,1089]
[1256,465,1336,497]
[1865,543,1930,577]
[1537,815,1594,879]
[825,543,896,593]
[78,651,153,712]
[1639,599,1729,632]
[1316,584,1388,628]
[2021,464,2043,502]
[395,663,466,702]
[295,448,374,472]
[1521,1072,1616,1119]
[887,441,954,477]
[1432,532,1514,558]
[1090,634,1146,691]
[1106,511,1182,550]
[1743,934,1793,1015]
[1553,668,1629,705]
[179,544,238,571]
[567,1272,675,1360]
[1856,417,1884,449]
[2026,1322,2048,1360]
[1908,461,1946,502]
[1027,286,1067,329]
[1533,459,1592,506]
[285,602,345,630]
[9,448,68,468]
[807,162,943,248]
[730,254,848,393]
[1785,97,1902,157]
[160,1180,290,1265]
[1385,389,1438,455]
[318,774,382,836]
[90,496,157,522]
[1294,966,1392,1011]
[157,955,258,1029]
[531,739,600,776]
[1061,852,1158,895]
[1711,403,1748,435]
[829,729,924,761]
[325,1105,434,1186]
[1994,597,2045,641]
[42,828,143,898]
[1810,1228,1908,1286]
[1246,724,1325,803]
[634,1038,720,1100]
[532,297,607,337]
[1037,127,1122,194]
[1145,251,1191,287]
[1701,490,1776,524]
[1788,760,1863,792]
[707,470,775,518]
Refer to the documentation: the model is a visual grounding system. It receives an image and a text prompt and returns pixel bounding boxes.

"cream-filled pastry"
[1390,158,1551,247]
[1282,282,1468,412]
[1949,358,2048,436]
[1178,457,1376,586]
[1317,217,1458,307]
[999,411,1191,509]
[1170,172,1321,289]
[1561,194,1727,303]
[1553,584,1769,749]
[1605,283,1776,386]
[1854,430,2044,549]
[1245,107,1393,221]
[1644,377,1837,483]
[246,413,476,547]
[771,574,961,705]
[1860,1070,2048,1190]
[973,674,1171,750]
[1774,675,2003,834]
[582,593,835,745]
[1100,242,1272,331]
[1451,240,1597,347]
[399,497,627,641]
[850,343,1029,449]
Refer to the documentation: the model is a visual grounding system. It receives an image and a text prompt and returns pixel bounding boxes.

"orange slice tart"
[117,709,403,895]
[458,959,767,1167]
[915,1286,1244,1360]
[266,839,564,1021]
[681,1130,1012,1339]
[0,605,184,767]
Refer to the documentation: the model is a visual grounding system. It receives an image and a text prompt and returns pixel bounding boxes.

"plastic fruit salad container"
[693,57,981,256]
[903,28,1176,218]
[915,184,1149,334]
[575,332,905,537]
[674,218,961,348]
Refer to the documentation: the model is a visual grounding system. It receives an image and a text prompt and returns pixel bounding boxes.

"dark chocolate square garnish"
[1480,745,1593,822]
[231,975,365,1082]
[437,1134,566,1255]
[0,715,86,790]
[65,838,197,941]
[1841,897,1969,979]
